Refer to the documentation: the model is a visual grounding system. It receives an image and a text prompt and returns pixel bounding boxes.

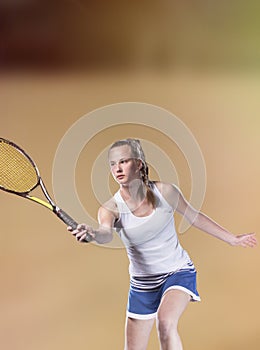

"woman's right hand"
[67,223,95,243]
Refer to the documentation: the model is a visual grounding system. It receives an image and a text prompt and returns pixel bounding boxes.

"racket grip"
[56,209,92,242]
[57,208,78,229]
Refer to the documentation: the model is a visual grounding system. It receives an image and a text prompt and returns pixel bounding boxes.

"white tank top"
[114,182,191,276]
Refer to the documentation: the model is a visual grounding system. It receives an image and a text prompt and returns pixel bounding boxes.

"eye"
[109,158,132,167]
[120,158,131,165]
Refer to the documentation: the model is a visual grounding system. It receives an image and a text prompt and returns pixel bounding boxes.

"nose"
[115,162,123,172]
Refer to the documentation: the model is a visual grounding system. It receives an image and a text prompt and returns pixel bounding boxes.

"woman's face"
[108,145,142,185]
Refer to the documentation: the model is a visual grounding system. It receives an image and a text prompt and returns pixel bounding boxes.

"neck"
[120,179,147,202]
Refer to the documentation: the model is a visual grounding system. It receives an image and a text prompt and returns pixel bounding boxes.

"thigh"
[157,289,191,327]
[125,317,155,350]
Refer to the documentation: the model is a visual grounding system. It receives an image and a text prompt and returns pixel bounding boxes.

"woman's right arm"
[68,200,117,244]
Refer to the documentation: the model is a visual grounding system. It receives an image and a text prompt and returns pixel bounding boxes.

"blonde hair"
[109,139,156,208]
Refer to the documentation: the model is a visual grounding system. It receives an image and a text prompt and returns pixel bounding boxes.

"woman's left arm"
[161,183,257,248]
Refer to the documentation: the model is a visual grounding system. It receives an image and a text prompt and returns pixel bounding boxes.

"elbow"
[185,210,201,227]
[187,213,210,232]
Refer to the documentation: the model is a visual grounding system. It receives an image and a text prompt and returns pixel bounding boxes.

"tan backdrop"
[1,1,260,349]
[1,70,260,350]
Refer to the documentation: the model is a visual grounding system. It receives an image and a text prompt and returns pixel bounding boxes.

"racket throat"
[29,196,54,211]
[39,178,56,208]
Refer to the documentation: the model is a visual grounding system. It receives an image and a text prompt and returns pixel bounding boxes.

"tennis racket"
[0,137,92,242]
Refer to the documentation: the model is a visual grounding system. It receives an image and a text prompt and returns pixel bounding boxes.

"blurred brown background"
[1,1,260,349]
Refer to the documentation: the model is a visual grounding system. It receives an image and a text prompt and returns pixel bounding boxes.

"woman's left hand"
[231,232,257,248]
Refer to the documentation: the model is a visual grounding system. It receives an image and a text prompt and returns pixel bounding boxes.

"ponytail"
[139,159,156,208]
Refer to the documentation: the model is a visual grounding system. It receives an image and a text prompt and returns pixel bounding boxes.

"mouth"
[116,175,125,180]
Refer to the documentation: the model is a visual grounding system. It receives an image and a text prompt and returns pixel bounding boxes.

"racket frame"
[0,138,56,210]
[0,137,92,241]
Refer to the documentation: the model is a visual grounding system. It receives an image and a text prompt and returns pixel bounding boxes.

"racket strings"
[0,142,38,193]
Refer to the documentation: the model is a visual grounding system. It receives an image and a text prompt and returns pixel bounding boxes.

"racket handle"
[56,208,92,242]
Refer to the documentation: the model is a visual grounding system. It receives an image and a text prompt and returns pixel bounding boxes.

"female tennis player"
[69,138,257,350]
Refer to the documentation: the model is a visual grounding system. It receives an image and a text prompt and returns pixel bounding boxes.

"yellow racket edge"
[29,196,53,211]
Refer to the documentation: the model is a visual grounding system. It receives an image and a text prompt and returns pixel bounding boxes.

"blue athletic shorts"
[127,266,200,320]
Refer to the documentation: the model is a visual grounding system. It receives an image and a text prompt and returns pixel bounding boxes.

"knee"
[157,317,178,342]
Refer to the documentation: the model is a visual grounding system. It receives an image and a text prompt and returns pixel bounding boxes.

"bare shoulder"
[153,181,182,209]
[154,181,181,196]
[98,197,119,220]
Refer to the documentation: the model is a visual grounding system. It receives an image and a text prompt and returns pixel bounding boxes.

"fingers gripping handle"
[57,209,92,242]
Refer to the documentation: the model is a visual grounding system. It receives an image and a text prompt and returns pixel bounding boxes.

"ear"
[134,159,143,173]
[137,159,143,170]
